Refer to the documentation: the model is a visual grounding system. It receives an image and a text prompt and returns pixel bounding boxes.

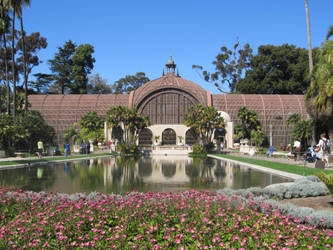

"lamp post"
[269,124,273,146]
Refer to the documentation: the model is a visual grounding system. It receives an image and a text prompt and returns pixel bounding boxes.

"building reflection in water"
[37,156,292,194]
[100,156,290,192]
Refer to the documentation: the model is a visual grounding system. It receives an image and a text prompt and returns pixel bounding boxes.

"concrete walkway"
[208,154,303,180]
[0,149,111,169]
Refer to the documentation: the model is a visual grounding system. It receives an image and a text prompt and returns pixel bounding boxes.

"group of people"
[36,140,71,158]
[266,133,330,165]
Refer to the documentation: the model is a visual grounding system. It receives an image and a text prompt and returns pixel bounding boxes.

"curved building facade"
[29,59,307,147]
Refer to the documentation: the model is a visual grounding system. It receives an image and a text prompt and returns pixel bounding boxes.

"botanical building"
[29,59,307,148]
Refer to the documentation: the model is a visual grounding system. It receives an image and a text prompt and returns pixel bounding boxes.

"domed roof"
[130,73,209,109]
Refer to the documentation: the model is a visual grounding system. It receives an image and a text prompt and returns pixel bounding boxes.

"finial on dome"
[165,56,176,74]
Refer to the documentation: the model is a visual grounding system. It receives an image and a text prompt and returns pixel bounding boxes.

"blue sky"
[22,0,333,94]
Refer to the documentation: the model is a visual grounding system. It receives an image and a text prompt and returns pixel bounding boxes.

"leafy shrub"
[117,143,140,155]
[316,172,333,196]
[192,144,204,154]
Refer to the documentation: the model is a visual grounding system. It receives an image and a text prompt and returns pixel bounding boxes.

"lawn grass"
[0,153,113,166]
[213,153,332,176]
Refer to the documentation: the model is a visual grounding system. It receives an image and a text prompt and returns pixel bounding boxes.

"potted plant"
[178,136,184,145]
[153,136,160,145]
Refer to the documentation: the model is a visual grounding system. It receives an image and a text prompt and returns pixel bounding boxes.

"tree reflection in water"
[0,157,291,194]
[0,165,56,192]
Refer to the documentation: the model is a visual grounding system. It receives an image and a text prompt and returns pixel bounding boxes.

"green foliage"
[285,113,302,126]
[192,144,204,154]
[63,123,81,145]
[29,73,53,94]
[16,32,48,84]
[316,172,333,196]
[48,40,76,94]
[87,73,111,94]
[117,143,140,155]
[250,129,265,147]
[0,111,55,152]
[0,113,14,150]
[111,72,150,94]
[184,104,225,149]
[1,189,333,247]
[71,44,95,94]
[79,111,104,130]
[193,42,252,92]
[235,106,264,144]
[286,113,312,149]
[237,44,311,94]
[15,110,55,150]
[106,106,149,146]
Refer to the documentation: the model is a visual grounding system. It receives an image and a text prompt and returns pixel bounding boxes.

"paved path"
[227,151,316,168]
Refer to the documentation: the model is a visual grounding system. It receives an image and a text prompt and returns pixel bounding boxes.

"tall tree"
[193,41,253,93]
[305,0,314,73]
[0,2,10,114]
[111,72,149,94]
[17,32,47,91]
[71,44,95,94]
[6,0,18,116]
[88,73,111,94]
[305,38,333,143]
[237,44,310,94]
[48,40,76,94]
[13,0,30,112]
[28,73,52,93]
[327,25,333,41]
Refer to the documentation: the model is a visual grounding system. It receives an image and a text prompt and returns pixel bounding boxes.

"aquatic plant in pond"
[1,187,333,248]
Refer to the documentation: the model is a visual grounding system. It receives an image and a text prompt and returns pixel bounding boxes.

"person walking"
[316,133,330,165]
[37,140,44,158]
[293,139,301,161]
[65,142,70,157]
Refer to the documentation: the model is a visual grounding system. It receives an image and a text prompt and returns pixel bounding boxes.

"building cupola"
[165,56,176,75]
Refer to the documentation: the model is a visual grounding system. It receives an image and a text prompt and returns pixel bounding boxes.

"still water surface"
[0,156,292,194]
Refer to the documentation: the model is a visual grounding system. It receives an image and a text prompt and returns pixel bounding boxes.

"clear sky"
[22,0,333,94]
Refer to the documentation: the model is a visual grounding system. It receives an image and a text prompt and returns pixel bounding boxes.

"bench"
[15,152,26,158]
[271,152,294,159]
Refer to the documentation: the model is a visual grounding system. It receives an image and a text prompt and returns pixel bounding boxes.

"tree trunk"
[305,0,314,73]
[20,16,28,112]
[11,5,16,117]
[3,32,10,114]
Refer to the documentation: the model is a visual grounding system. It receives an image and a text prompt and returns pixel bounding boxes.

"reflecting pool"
[0,156,292,194]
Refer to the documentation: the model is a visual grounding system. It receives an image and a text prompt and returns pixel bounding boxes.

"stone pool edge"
[0,155,113,170]
[208,154,302,180]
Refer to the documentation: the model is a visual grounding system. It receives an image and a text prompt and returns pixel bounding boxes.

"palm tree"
[305,39,333,143]
[5,0,30,116]
[305,0,314,73]
[5,0,17,116]
[16,0,30,112]
[326,25,333,41]
[0,2,10,114]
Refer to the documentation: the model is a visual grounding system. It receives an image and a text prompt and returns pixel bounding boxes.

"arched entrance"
[162,128,176,145]
[138,128,153,145]
[185,127,198,145]
[214,128,225,152]
[112,126,123,142]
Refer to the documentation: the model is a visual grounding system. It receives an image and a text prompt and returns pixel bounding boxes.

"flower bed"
[1,187,333,248]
